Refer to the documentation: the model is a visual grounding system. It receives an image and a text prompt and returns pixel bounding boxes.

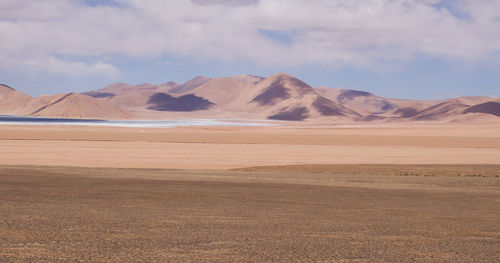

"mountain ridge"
[1,74,499,123]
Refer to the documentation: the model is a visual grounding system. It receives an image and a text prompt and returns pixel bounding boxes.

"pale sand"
[0,123,499,169]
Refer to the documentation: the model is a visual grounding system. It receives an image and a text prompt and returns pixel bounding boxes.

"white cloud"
[0,53,119,77]
[0,0,499,75]
[41,57,119,77]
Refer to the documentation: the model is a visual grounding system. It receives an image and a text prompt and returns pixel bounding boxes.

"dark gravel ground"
[0,166,499,262]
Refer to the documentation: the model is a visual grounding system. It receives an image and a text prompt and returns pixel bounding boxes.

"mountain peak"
[268,72,294,79]
[252,73,313,106]
[192,75,209,80]
[169,76,211,94]
[2,73,498,123]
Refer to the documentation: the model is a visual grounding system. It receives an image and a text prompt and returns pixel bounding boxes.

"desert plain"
[1,122,499,262]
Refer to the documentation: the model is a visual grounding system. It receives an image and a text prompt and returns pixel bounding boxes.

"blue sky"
[1,0,499,100]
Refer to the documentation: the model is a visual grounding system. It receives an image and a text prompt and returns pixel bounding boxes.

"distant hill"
[463,101,500,117]
[1,74,499,122]
[29,93,130,119]
[0,85,130,119]
[0,84,33,115]
[246,73,360,120]
[168,76,210,94]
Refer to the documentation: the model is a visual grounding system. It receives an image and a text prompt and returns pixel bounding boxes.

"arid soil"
[0,124,499,261]
[0,124,499,169]
[235,164,500,178]
[0,165,499,262]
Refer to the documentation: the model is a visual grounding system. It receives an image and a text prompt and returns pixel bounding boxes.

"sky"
[0,0,499,100]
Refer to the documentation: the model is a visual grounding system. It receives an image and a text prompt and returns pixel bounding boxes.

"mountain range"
[1,73,500,123]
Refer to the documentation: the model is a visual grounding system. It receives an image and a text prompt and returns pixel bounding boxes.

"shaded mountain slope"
[316,87,446,121]
[463,101,500,117]
[30,93,130,119]
[251,74,312,106]
[177,75,261,108]
[168,76,210,94]
[87,82,178,110]
[82,91,115,98]
[247,73,360,120]
[411,101,469,121]
[3,73,499,122]
[268,107,309,121]
[147,93,214,111]
[312,96,360,117]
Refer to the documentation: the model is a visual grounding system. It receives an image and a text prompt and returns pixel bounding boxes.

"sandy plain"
[0,122,499,262]
[0,123,499,169]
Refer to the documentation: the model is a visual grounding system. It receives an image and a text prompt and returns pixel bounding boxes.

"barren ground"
[0,165,499,262]
[0,124,499,261]
[0,124,499,169]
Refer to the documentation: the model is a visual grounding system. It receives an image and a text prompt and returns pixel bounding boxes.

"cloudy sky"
[1,0,499,99]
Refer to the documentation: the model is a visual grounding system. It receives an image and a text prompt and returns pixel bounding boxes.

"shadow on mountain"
[268,107,309,121]
[337,90,372,102]
[394,107,419,118]
[378,100,396,111]
[82,92,116,98]
[147,93,214,111]
[358,115,385,122]
[463,102,500,117]
[252,79,291,106]
[414,102,468,120]
[313,97,346,116]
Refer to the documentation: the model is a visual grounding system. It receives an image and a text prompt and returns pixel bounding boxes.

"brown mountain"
[395,97,499,122]
[0,85,130,119]
[2,73,499,122]
[317,87,436,120]
[412,101,469,121]
[463,101,500,117]
[29,93,131,119]
[0,84,33,115]
[317,86,500,122]
[246,73,360,120]
[85,82,178,111]
[173,75,263,109]
[168,76,210,94]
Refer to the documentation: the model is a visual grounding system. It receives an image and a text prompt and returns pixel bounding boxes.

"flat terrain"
[0,165,499,262]
[0,123,499,169]
[0,124,499,261]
